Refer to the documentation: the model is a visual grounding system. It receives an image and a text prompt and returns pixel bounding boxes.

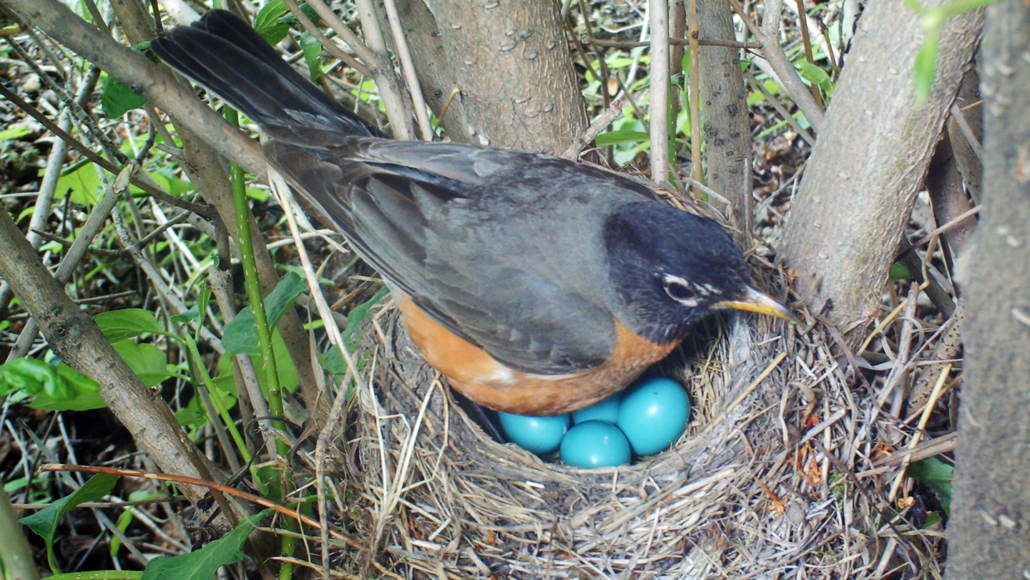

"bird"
[152,10,795,416]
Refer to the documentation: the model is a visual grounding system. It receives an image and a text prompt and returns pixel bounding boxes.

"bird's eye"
[662,276,696,304]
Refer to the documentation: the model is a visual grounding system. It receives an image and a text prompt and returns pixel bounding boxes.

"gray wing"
[264,135,653,374]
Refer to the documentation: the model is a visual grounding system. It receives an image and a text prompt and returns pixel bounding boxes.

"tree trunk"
[423,0,587,153]
[698,0,751,231]
[780,0,982,341]
[947,1,1030,577]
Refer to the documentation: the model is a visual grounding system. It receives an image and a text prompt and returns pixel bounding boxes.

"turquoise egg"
[617,377,690,456]
[559,421,631,468]
[498,412,570,454]
[571,392,623,424]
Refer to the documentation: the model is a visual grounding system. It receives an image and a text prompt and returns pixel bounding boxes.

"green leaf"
[795,59,833,97]
[54,161,101,206]
[889,262,913,282]
[223,272,307,355]
[0,358,105,411]
[95,309,163,343]
[299,32,324,83]
[112,491,164,557]
[31,363,105,411]
[254,0,291,44]
[913,27,939,104]
[0,126,33,141]
[265,272,308,327]
[268,330,299,394]
[223,308,261,355]
[101,74,148,118]
[112,341,173,388]
[21,474,119,573]
[141,512,265,580]
[595,130,650,147]
[907,456,953,514]
[323,287,389,378]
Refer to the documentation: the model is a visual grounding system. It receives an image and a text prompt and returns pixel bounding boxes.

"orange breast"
[396,295,680,415]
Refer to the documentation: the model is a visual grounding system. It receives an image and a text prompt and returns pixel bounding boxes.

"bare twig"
[686,0,702,187]
[380,0,433,140]
[561,100,624,160]
[744,70,816,145]
[582,35,760,49]
[279,0,371,77]
[648,0,671,186]
[728,0,825,132]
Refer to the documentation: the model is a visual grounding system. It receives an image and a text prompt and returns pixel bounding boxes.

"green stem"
[47,572,143,580]
[178,332,251,463]
[223,107,295,580]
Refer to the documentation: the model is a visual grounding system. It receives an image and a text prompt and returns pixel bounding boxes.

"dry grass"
[281,258,956,579]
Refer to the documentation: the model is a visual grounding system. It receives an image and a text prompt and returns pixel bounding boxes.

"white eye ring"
[662,274,699,307]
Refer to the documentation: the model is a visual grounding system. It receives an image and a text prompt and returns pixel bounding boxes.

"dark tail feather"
[152,10,379,137]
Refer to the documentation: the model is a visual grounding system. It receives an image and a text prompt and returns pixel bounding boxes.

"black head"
[604,202,793,343]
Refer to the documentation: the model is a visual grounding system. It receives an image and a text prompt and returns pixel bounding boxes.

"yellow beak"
[716,286,797,322]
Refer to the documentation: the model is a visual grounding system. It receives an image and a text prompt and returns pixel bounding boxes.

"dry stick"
[7,0,265,174]
[0,202,217,505]
[575,0,613,114]
[306,0,412,139]
[106,183,225,354]
[5,168,126,361]
[950,102,984,162]
[686,0,702,187]
[583,35,760,49]
[888,363,952,503]
[743,70,816,146]
[909,204,982,250]
[728,0,824,132]
[561,100,624,160]
[268,171,370,580]
[208,269,277,459]
[0,84,214,220]
[0,65,102,315]
[649,0,671,187]
[279,0,370,77]
[793,0,824,109]
[381,0,433,141]
[37,463,367,552]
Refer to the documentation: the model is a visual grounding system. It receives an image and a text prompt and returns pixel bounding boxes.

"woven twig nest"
[336,268,861,578]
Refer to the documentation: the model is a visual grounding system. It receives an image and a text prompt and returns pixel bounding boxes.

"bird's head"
[604,202,794,343]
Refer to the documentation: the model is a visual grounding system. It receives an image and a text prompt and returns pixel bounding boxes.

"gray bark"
[393,0,473,143]
[947,1,1030,577]
[424,0,587,153]
[698,0,751,230]
[780,0,982,341]
[0,209,214,505]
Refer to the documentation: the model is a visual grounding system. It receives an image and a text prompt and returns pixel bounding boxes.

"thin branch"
[582,35,760,49]
[0,83,217,221]
[562,100,624,160]
[744,69,816,146]
[6,0,265,174]
[728,0,824,132]
[649,0,671,187]
[0,201,214,505]
[303,0,412,139]
[279,0,371,77]
[381,0,433,140]
[686,0,702,187]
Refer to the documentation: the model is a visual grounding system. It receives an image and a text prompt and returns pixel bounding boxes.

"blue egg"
[617,377,690,456]
[498,412,570,454]
[571,392,623,424]
[559,421,631,468]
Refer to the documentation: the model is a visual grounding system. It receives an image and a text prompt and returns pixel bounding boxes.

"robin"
[153,10,794,416]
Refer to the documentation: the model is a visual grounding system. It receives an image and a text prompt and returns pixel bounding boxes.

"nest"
[319,261,908,579]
